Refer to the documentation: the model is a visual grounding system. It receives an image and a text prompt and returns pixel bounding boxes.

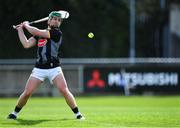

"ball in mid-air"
[88,32,94,38]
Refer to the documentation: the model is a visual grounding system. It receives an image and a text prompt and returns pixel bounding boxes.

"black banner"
[84,66,180,94]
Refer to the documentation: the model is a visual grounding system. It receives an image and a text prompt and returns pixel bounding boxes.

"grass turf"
[0,96,180,128]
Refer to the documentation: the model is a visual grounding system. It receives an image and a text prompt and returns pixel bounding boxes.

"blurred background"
[0,0,180,97]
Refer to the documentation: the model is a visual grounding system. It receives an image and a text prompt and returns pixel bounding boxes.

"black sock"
[15,106,22,113]
[72,107,79,114]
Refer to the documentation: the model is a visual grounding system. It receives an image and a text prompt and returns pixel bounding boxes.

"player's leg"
[17,76,42,107]
[53,73,85,120]
[53,74,77,108]
[7,76,42,119]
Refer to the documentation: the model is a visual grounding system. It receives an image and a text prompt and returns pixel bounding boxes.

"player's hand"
[15,23,23,30]
[23,21,30,27]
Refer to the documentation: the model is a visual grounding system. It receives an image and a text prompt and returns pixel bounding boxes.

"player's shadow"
[16,119,52,125]
[16,118,73,126]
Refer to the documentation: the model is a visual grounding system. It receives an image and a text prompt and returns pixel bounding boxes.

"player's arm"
[16,24,36,49]
[23,21,50,39]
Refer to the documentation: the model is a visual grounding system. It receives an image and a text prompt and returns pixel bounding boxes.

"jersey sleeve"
[49,29,62,42]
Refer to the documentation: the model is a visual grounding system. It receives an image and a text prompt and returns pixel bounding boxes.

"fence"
[0,58,180,97]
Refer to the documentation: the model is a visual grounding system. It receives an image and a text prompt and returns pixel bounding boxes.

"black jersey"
[34,27,62,69]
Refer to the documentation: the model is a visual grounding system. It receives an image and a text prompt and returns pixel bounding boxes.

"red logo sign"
[38,39,47,47]
[87,70,105,88]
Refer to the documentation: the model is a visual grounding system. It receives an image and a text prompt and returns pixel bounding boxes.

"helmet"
[48,11,62,19]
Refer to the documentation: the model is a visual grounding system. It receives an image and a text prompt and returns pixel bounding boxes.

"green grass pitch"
[0,96,180,128]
